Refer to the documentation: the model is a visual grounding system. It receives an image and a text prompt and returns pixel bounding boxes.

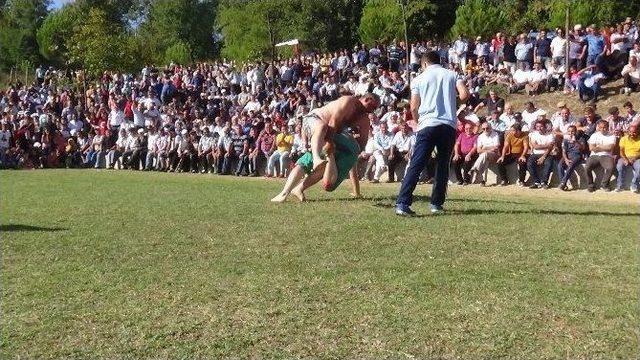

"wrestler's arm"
[355,114,370,150]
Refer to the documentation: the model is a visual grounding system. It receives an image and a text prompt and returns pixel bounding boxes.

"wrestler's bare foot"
[291,186,306,202]
[270,193,289,203]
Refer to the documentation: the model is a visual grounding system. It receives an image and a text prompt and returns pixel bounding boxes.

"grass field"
[1,169,638,358]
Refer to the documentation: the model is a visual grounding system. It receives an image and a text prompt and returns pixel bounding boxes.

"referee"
[395,51,470,216]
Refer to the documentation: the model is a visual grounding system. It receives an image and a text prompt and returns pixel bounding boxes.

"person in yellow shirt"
[267,125,294,178]
[616,124,640,192]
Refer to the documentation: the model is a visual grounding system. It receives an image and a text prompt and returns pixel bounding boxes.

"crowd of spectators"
[1,18,640,193]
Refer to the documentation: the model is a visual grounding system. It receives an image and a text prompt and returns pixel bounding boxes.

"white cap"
[33,142,42,148]
[137,128,145,134]
[181,129,188,135]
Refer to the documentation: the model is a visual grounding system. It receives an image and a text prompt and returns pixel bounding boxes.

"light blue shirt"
[411,64,459,130]
[374,131,393,150]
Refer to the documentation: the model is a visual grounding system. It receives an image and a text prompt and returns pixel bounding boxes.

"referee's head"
[421,51,441,67]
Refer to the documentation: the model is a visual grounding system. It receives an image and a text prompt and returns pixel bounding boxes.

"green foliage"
[36,4,84,67]
[139,0,218,63]
[67,8,134,76]
[450,0,507,39]
[217,0,305,61]
[358,0,404,44]
[0,0,49,69]
[164,41,193,65]
[359,0,452,44]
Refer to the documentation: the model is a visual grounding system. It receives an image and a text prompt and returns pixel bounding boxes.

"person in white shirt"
[0,122,11,166]
[510,62,531,93]
[550,30,567,65]
[610,25,628,53]
[197,127,215,173]
[552,106,574,135]
[499,103,517,129]
[525,61,548,96]
[173,129,191,172]
[144,126,159,170]
[629,42,640,64]
[470,122,500,185]
[578,65,606,102]
[526,120,556,188]
[546,58,566,91]
[453,35,468,69]
[359,131,377,181]
[155,128,170,171]
[585,120,617,192]
[105,128,128,169]
[388,122,415,182]
[621,55,640,94]
[521,102,545,132]
[371,122,394,183]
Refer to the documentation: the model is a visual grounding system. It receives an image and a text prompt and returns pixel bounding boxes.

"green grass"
[1,169,638,359]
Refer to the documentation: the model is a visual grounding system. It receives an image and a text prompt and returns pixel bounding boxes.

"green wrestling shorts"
[296,130,360,192]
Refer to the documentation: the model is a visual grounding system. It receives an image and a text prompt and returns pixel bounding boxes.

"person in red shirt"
[453,122,478,185]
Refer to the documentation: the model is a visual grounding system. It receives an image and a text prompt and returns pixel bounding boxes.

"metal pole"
[401,1,410,92]
[565,1,570,82]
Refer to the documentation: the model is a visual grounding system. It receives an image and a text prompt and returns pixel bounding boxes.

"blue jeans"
[527,154,556,184]
[557,155,583,185]
[616,158,640,190]
[397,124,455,208]
[578,79,601,101]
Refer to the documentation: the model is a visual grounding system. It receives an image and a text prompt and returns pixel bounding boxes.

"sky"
[50,0,74,10]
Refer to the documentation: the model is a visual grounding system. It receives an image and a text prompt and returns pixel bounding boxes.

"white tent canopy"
[275,39,299,47]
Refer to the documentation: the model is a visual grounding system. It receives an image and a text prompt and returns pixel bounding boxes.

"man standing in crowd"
[396,51,470,216]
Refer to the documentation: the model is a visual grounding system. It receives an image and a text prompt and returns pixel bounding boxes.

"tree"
[164,41,192,65]
[138,0,218,63]
[358,0,404,44]
[358,0,450,44]
[217,0,305,61]
[449,0,507,39]
[0,0,49,69]
[67,8,135,75]
[36,3,84,67]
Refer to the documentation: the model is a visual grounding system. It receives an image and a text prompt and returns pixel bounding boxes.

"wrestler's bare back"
[311,96,370,147]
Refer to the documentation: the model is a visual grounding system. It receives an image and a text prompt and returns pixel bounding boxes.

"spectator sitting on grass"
[527,119,556,189]
[621,55,640,95]
[552,105,576,136]
[585,120,616,192]
[388,122,415,183]
[557,125,586,191]
[470,122,500,186]
[145,126,159,171]
[197,127,214,173]
[615,124,640,192]
[267,124,293,178]
[372,121,393,183]
[497,122,529,186]
[525,61,548,96]
[453,122,478,185]
[577,65,606,102]
[254,123,276,177]
[106,128,127,169]
[229,124,248,176]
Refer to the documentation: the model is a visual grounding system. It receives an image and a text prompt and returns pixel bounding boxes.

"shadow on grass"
[386,208,640,217]
[307,195,526,205]
[1,224,67,232]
